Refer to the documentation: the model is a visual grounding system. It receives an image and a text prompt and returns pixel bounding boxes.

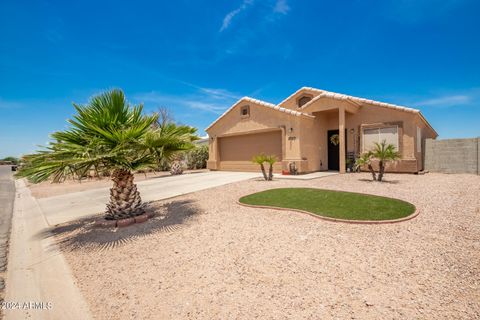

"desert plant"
[170,154,184,175]
[186,145,209,169]
[17,89,197,220]
[354,152,376,180]
[371,140,400,181]
[355,140,400,182]
[0,156,19,165]
[148,107,199,171]
[252,153,277,181]
[265,154,277,180]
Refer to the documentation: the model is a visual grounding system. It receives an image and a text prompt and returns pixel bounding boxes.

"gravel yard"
[50,172,480,319]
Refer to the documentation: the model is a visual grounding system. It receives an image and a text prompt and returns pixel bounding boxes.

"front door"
[327,130,347,171]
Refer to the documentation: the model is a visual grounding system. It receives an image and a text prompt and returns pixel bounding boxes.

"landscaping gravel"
[53,172,480,319]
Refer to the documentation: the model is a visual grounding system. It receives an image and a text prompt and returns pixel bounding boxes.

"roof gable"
[205,96,314,131]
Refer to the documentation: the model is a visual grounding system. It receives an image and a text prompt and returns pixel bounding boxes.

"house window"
[240,105,250,117]
[297,96,312,108]
[363,126,399,152]
[417,126,422,153]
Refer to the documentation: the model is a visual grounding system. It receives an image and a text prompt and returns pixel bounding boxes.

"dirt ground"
[27,169,208,198]
[48,172,480,319]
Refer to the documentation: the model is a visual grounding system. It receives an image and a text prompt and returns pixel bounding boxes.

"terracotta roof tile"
[206,87,437,137]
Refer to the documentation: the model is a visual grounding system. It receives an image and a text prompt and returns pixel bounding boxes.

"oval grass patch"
[239,188,416,222]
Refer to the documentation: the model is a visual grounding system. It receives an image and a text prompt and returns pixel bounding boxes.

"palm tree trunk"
[368,164,377,181]
[378,161,385,181]
[268,163,273,181]
[260,164,268,181]
[105,169,144,220]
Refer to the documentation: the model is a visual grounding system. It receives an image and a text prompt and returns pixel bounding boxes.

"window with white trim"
[417,126,422,153]
[362,126,399,152]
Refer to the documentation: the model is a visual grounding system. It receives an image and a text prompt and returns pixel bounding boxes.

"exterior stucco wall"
[346,105,413,172]
[207,94,437,174]
[298,104,435,173]
[279,88,322,110]
[206,101,313,172]
[299,112,328,172]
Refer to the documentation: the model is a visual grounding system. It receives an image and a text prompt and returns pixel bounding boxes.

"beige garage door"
[218,130,283,172]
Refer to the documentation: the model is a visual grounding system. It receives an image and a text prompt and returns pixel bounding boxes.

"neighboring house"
[194,136,209,146]
[206,87,438,174]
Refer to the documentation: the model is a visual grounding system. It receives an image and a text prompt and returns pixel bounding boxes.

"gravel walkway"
[51,173,480,319]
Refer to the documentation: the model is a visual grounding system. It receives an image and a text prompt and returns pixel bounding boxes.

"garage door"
[218,130,283,172]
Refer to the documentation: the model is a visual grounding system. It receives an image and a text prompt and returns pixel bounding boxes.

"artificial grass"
[239,188,415,221]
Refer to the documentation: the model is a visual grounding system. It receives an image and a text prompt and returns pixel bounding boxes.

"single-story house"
[206,87,438,174]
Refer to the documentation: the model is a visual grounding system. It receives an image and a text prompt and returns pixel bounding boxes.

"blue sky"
[1,0,479,158]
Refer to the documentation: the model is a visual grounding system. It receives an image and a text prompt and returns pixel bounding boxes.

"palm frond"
[17,89,197,183]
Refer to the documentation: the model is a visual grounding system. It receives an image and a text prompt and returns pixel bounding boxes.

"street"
[0,165,15,301]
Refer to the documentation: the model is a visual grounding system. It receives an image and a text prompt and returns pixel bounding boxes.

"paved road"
[37,171,260,225]
[0,166,15,294]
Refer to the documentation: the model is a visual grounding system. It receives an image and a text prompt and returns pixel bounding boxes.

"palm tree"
[265,155,277,180]
[355,140,400,182]
[354,152,376,181]
[252,153,277,181]
[252,154,269,180]
[17,89,198,220]
[371,140,400,181]
[146,108,198,173]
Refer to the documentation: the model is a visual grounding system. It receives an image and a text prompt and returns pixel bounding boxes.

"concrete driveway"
[37,171,260,225]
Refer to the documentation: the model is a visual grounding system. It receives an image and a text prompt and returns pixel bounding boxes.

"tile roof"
[299,87,420,113]
[206,87,437,136]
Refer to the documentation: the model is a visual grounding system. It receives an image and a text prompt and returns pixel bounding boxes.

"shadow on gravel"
[36,200,202,252]
[358,178,400,184]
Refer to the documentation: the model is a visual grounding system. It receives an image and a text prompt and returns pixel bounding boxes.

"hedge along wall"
[425,138,480,175]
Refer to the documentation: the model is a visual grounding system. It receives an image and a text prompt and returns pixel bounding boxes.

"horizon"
[1,0,480,158]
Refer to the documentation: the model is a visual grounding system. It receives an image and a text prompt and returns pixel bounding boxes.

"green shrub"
[186,145,209,170]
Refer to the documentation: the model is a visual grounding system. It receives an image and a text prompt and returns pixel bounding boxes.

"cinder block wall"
[425,138,479,174]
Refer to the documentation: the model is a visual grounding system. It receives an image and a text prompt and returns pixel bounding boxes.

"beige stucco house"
[206,87,438,174]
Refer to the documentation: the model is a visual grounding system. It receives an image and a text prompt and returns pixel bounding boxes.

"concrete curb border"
[237,195,419,225]
[5,179,93,320]
[93,213,152,228]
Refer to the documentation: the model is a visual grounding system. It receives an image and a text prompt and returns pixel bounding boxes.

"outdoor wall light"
[349,128,355,134]
[289,127,294,133]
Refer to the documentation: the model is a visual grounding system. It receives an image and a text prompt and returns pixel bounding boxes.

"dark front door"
[327,130,340,171]
[327,129,347,171]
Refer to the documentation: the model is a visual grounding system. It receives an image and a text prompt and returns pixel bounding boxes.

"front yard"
[239,188,416,221]
[49,173,480,319]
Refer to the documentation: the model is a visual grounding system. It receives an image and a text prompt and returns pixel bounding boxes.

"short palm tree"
[371,140,400,181]
[252,153,277,181]
[354,152,376,180]
[265,155,277,180]
[17,89,198,220]
[355,140,400,182]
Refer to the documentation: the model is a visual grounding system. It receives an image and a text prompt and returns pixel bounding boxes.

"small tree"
[355,140,400,182]
[1,156,19,165]
[372,140,400,181]
[252,153,277,181]
[354,152,376,180]
[186,145,209,169]
[17,89,198,220]
[265,155,277,180]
